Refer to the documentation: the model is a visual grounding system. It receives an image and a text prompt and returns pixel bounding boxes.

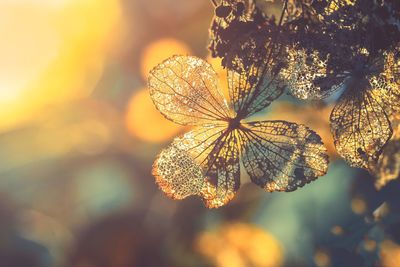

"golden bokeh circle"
[141,38,191,79]
[125,87,184,143]
[196,222,284,267]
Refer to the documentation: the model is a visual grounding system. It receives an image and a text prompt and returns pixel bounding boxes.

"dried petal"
[330,85,393,169]
[370,115,400,189]
[148,55,231,125]
[374,50,400,115]
[240,121,328,192]
[373,139,400,189]
[153,125,241,208]
[227,33,285,117]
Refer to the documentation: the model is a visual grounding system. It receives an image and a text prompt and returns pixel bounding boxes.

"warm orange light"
[351,197,367,215]
[0,0,122,131]
[125,88,185,143]
[330,225,344,235]
[196,222,284,267]
[141,38,191,79]
[314,250,330,267]
[364,239,377,252]
[381,240,400,267]
[207,55,230,101]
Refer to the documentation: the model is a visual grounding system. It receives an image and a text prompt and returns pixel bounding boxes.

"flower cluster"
[148,0,399,208]
[209,0,399,172]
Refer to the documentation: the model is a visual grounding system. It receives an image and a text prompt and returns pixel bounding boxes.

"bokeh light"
[381,240,400,267]
[351,197,367,215]
[0,0,122,132]
[314,250,330,267]
[196,222,284,267]
[140,38,191,79]
[125,88,185,143]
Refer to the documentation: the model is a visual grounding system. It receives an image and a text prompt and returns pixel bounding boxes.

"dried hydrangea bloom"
[149,55,329,208]
[313,0,400,53]
[208,0,274,68]
[283,47,400,169]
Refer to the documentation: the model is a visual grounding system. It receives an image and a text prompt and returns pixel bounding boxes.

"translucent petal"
[262,102,337,158]
[152,125,241,208]
[227,33,285,117]
[148,55,231,125]
[373,50,400,115]
[370,115,400,189]
[372,138,400,189]
[330,85,393,169]
[240,121,329,192]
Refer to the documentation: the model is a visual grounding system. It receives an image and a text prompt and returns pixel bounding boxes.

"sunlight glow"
[0,0,122,131]
[196,222,284,267]
[141,38,191,79]
[125,88,185,143]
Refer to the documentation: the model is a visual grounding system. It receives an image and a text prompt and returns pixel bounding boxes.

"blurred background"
[0,0,399,266]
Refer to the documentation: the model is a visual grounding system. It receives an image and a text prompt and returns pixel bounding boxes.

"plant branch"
[278,0,288,27]
[210,0,218,7]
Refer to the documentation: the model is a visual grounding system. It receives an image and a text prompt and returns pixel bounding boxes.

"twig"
[278,0,289,27]
[210,0,218,7]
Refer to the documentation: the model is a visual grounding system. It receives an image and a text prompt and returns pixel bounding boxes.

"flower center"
[352,62,368,79]
[228,116,242,130]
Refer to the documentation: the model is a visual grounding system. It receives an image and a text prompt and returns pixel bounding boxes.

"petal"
[240,121,328,192]
[330,85,393,169]
[227,32,285,118]
[373,50,400,115]
[371,139,400,189]
[370,115,400,189]
[148,55,231,125]
[152,125,241,208]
